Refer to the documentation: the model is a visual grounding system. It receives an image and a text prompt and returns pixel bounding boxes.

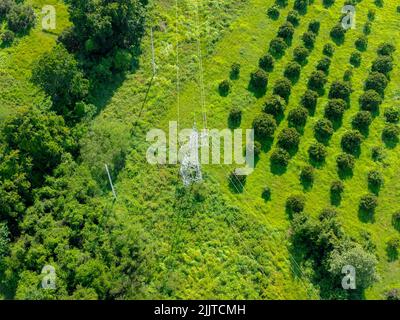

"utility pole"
[105,164,117,200]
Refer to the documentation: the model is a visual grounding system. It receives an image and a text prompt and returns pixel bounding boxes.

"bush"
[328,80,352,101]
[263,95,285,118]
[277,22,295,42]
[0,0,13,20]
[363,21,372,35]
[230,63,241,78]
[308,20,320,34]
[284,61,301,80]
[270,147,290,167]
[316,57,331,73]
[269,37,287,56]
[377,42,396,56]
[384,107,399,123]
[341,130,363,154]
[219,79,231,95]
[294,0,308,11]
[293,45,309,63]
[286,10,300,26]
[324,99,346,122]
[314,118,334,141]
[301,90,318,112]
[308,70,327,91]
[365,72,388,95]
[371,146,384,162]
[273,77,292,100]
[352,111,372,131]
[367,9,376,21]
[288,107,308,128]
[229,107,242,127]
[319,207,338,221]
[252,114,277,140]
[1,30,14,44]
[262,187,271,200]
[302,31,316,48]
[331,180,344,196]
[372,56,393,75]
[343,68,353,81]
[336,152,355,172]
[359,194,378,213]
[382,124,400,144]
[359,90,382,113]
[267,5,280,19]
[308,142,327,163]
[286,195,306,214]
[276,0,288,7]
[7,4,36,33]
[368,170,384,189]
[250,69,268,90]
[300,166,314,184]
[355,35,368,51]
[350,51,361,67]
[330,24,345,41]
[323,43,335,57]
[277,127,300,151]
[259,53,274,71]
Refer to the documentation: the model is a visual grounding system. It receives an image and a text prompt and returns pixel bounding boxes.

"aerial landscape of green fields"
[0,0,399,302]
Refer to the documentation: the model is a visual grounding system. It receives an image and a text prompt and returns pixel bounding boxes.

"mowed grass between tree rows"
[1,0,399,299]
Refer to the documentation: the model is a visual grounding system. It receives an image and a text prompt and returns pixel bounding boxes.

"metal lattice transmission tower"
[180,124,203,186]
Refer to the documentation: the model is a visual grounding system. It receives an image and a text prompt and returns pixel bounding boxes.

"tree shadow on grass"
[330,192,342,207]
[358,208,376,223]
[386,246,398,262]
[248,82,267,99]
[338,168,353,180]
[270,162,287,176]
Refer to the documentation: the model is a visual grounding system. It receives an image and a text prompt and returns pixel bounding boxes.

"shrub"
[336,153,355,172]
[288,107,308,128]
[359,90,382,113]
[269,37,287,56]
[270,147,290,167]
[277,127,300,151]
[277,22,295,42]
[368,170,384,189]
[302,31,316,48]
[382,124,400,144]
[267,5,280,19]
[308,142,327,162]
[316,57,331,73]
[308,70,327,91]
[276,0,288,7]
[331,180,344,196]
[363,21,372,35]
[229,107,242,127]
[294,0,308,11]
[355,35,368,51]
[372,56,393,75]
[1,30,14,44]
[386,237,400,258]
[324,99,346,122]
[371,146,384,162]
[343,68,353,81]
[392,211,400,229]
[352,111,372,131]
[263,95,285,118]
[0,0,13,20]
[7,4,36,33]
[319,207,338,221]
[328,80,352,101]
[367,9,376,21]
[300,166,314,184]
[365,72,388,95]
[301,90,318,112]
[284,61,301,80]
[314,119,334,141]
[252,114,277,140]
[323,43,335,57]
[219,79,231,95]
[384,107,399,123]
[377,42,396,56]
[350,51,361,67]
[330,24,345,41]
[250,69,268,90]
[259,53,274,71]
[253,141,262,157]
[293,45,309,63]
[273,77,292,100]
[262,187,271,200]
[308,20,320,34]
[230,63,241,78]
[286,10,300,26]
[341,130,363,154]
[286,195,306,214]
[359,194,378,213]
[323,0,335,6]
